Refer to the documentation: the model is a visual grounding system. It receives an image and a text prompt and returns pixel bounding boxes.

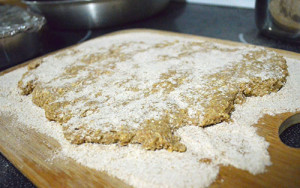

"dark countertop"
[33,2,300,55]
[0,2,299,187]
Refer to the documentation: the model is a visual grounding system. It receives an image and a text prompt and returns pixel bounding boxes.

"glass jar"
[255,0,300,42]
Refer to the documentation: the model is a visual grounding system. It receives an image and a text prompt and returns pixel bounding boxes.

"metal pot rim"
[22,0,117,5]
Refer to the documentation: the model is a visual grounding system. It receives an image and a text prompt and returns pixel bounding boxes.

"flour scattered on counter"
[0,36,299,187]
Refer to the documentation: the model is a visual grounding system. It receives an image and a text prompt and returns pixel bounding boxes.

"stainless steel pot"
[255,0,300,42]
[22,0,170,29]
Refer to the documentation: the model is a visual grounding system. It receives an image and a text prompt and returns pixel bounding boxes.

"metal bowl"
[22,0,170,29]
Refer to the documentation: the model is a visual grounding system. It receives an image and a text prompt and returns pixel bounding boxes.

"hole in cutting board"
[279,113,300,148]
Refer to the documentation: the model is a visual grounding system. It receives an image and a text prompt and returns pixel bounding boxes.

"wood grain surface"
[0,29,299,188]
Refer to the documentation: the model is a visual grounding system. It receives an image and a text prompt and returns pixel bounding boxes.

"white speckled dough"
[18,32,287,152]
[0,32,299,188]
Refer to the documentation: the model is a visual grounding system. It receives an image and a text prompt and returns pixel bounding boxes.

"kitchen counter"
[0,2,299,187]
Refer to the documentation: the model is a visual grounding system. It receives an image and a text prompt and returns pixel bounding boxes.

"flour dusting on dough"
[0,31,299,188]
[18,32,287,152]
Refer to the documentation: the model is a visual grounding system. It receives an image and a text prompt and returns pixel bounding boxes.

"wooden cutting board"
[0,29,299,188]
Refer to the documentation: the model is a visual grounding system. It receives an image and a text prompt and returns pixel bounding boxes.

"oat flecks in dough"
[18,32,288,152]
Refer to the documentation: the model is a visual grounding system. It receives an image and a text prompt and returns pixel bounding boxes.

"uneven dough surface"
[18,32,288,152]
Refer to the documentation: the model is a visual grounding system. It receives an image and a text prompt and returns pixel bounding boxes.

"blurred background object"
[255,0,300,42]
[22,0,170,29]
[0,0,26,7]
[0,5,45,69]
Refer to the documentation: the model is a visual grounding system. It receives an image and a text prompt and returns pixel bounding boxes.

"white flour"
[18,33,286,135]
[0,34,299,187]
